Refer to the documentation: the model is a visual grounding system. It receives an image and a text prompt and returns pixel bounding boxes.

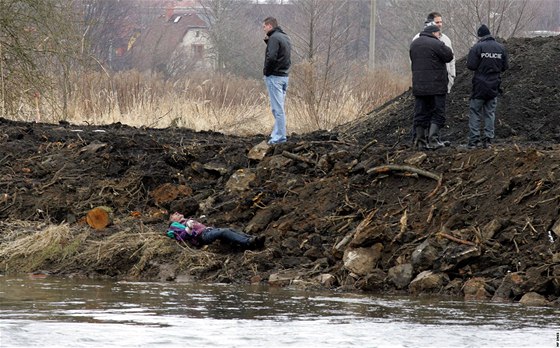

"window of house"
[192,44,204,60]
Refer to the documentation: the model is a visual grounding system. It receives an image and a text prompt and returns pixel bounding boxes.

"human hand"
[186,219,194,229]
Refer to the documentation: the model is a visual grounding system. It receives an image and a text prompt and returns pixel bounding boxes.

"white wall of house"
[180,29,214,70]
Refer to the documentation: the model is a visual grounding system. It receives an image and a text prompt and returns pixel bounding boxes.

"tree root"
[367,164,442,197]
[367,164,441,181]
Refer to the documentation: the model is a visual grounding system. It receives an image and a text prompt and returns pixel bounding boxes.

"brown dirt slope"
[0,35,559,305]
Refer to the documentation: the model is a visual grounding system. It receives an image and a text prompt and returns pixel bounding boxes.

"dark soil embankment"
[340,35,560,146]
[0,35,559,305]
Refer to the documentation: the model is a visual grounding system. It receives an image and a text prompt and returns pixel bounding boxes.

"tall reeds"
[8,68,409,136]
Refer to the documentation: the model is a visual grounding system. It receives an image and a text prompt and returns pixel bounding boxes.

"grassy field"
[6,69,409,136]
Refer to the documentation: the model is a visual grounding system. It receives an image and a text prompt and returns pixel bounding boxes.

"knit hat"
[423,21,440,33]
[477,24,491,37]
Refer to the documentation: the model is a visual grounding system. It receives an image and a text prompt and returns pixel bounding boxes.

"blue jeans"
[469,97,497,143]
[200,228,252,247]
[265,75,289,144]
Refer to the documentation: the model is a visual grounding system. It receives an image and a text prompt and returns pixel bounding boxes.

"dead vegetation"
[0,222,87,273]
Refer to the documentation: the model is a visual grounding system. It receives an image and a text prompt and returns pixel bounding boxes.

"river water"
[0,275,558,348]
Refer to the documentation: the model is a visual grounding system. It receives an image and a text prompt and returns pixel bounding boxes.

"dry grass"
[0,222,88,273]
[290,69,410,132]
[78,226,178,277]
[6,69,409,137]
[64,71,272,135]
[0,218,235,278]
[0,220,197,277]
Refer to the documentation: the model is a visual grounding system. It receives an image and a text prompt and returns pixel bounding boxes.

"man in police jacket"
[409,22,454,150]
[466,24,509,149]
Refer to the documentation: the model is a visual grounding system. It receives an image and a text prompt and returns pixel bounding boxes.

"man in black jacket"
[409,22,454,150]
[467,24,509,149]
[263,16,291,145]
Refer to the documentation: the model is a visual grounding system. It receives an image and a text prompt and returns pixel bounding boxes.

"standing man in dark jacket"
[466,24,509,149]
[410,22,454,150]
[263,16,291,145]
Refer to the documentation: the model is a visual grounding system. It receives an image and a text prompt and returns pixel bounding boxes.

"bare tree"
[197,0,262,77]
[446,0,541,53]
[79,0,137,71]
[286,0,370,129]
[375,0,545,74]
[0,0,81,119]
[533,0,560,31]
[375,0,458,74]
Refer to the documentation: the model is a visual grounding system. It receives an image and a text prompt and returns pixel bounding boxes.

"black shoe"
[254,236,265,249]
[483,138,493,149]
[467,142,479,149]
[248,236,266,250]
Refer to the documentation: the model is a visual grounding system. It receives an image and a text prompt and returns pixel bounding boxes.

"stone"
[245,206,283,233]
[315,273,336,288]
[409,271,448,293]
[519,292,550,307]
[387,263,413,289]
[355,269,386,291]
[268,271,299,287]
[492,272,529,301]
[202,162,229,175]
[463,277,491,301]
[225,169,256,193]
[440,245,481,271]
[482,219,505,241]
[247,140,269,160]
[411,240,439,272]
[343,243,383,276]
[551,219,560,238]
[250,275,262,284]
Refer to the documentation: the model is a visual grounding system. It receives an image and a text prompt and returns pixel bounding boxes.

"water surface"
[0,275,558,347]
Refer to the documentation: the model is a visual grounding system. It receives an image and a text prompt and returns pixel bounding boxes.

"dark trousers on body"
[413,94,447,128]
[200,228,253,247]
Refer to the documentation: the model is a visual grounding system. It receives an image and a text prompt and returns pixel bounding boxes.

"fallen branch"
[529,194,560,208]
[38,164,67,191]
[438,232,477,246]
[426,175,443,199]
[358,139,378,158]
[514,179,544,204]
[367,164,441,181]
[282,151,316,165]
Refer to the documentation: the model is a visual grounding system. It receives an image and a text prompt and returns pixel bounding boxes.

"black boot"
[483,137,493,149]
[413,126,428,150]
[428,123,448,149]
[248,236,266,250]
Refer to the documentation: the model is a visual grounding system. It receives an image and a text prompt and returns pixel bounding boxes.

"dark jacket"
[467,36,509,100]
[263,27,291,77]
[409,32,454,96]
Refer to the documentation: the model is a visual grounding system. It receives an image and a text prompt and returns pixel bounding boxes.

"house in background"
[128,8,214,75]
